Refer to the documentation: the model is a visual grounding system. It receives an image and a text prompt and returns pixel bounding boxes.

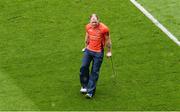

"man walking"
[80,14,112,98]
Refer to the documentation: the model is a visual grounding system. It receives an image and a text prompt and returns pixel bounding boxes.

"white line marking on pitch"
[130,0,180,46]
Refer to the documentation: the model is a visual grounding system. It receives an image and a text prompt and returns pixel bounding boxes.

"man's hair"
[89,13,99,20]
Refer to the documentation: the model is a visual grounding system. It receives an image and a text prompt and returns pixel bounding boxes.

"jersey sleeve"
[85,24,90,32]
[103,26,109,35]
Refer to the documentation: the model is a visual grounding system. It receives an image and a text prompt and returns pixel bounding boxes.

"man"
[80,14,112,99]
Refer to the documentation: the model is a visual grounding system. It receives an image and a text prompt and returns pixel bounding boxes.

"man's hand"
[106,51,112,58]
[82,48,86,52]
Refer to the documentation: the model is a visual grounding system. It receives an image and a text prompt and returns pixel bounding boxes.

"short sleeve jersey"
[86,22,109,52]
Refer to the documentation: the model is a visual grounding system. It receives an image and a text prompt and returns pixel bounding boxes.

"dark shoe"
[85,93,93,99]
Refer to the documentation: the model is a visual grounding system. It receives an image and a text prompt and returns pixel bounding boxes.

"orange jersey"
[86,22,109,52]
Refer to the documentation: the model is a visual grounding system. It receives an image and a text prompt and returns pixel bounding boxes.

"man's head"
[89,14,99,28]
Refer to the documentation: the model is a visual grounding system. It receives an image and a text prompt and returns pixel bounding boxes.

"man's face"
[90,17,99,28]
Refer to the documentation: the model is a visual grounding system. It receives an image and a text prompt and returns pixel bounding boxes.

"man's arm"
[85,32,89,48]
[105,32,112,57]
[82,32,88,52]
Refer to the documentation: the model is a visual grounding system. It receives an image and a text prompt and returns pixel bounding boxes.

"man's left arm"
[105,32,112,57]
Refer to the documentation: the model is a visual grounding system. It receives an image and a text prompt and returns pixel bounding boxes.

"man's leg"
[86,51,103,97]
[80,49,92,88]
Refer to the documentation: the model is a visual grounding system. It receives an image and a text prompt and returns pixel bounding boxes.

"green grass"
[0,0,180,110]
[137,0,180,40]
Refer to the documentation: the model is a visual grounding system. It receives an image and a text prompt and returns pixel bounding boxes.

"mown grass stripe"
[0,71,39,110]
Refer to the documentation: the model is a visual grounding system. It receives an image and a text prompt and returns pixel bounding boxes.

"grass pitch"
[0,0,179,110]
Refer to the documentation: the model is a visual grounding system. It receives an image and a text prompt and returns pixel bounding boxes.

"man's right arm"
[84,32,88,48]
[82,32,88,52]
